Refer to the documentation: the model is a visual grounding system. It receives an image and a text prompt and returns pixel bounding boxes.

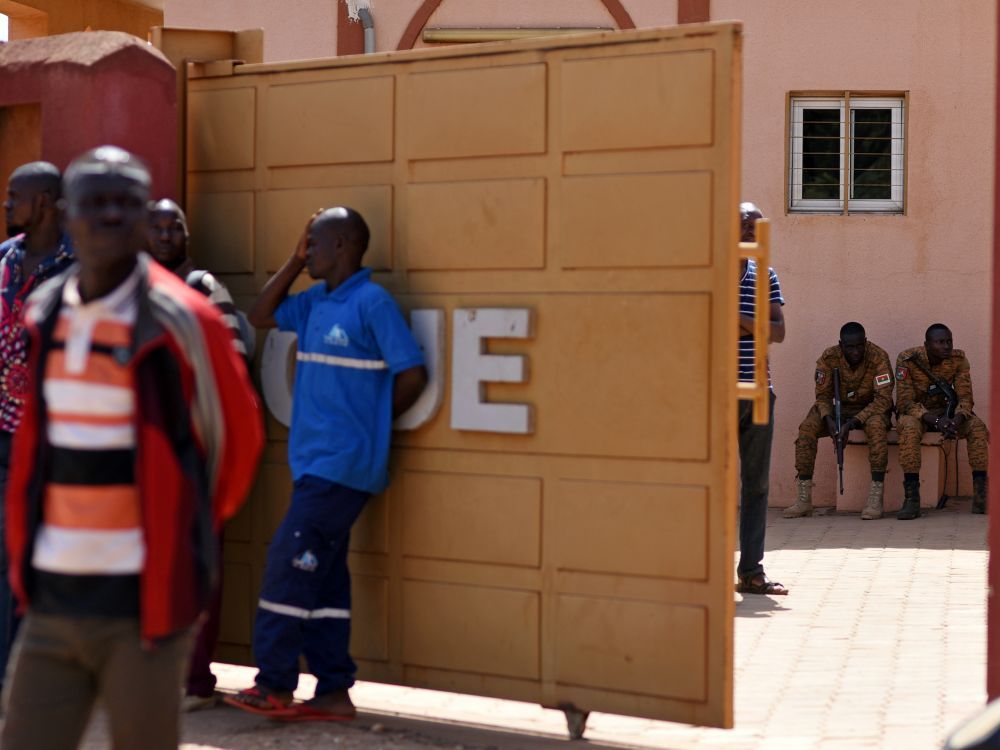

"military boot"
[897,479,921,520]
[861,480,884,520]
[972,475,988,515]
[783,479,814,518]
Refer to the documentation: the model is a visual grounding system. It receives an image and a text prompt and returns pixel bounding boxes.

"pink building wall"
[714,0,996,504]
[162,0,996,506]
[164,0,337,62]
[164,0,667,59]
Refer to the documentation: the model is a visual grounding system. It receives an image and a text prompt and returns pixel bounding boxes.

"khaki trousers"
[897,412,990,473]
[1,612,192,750]
[794,405,890,476]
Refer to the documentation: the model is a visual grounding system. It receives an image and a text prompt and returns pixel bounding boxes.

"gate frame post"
[988,0,1000,703]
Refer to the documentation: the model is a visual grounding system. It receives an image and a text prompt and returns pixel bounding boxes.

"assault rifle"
[904,352,960,508]
[903,353,958,419]
[833,367,844,495]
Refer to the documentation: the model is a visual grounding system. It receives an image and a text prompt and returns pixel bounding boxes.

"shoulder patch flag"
[816,369,826,386]
[875,373,891,387]
[896,366,908,381]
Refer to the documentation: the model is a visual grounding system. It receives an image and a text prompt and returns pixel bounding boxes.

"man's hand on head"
[293,209,324,263]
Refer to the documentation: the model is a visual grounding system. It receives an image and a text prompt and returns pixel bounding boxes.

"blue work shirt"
[275,268,424,494]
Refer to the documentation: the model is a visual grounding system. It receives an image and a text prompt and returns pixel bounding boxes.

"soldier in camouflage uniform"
[786,322,894,520]
[895,323,989,519]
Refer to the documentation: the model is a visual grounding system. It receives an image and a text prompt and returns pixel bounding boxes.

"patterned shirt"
[813,341,894,422]
[738,259,784,385]
[895,346,975,420]
[0,233,75,434]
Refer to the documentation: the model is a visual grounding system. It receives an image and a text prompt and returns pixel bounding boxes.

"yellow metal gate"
[184,22,748,729]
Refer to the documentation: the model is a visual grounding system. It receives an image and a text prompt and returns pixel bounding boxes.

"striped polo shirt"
[738,259,784,386]
[32,267,142,616]
[185,268,247,357]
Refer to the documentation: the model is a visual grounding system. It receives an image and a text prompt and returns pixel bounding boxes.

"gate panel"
[187,22,743,728]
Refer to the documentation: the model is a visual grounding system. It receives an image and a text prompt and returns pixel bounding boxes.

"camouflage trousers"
[897,411,989,473]
[795,405,889,476]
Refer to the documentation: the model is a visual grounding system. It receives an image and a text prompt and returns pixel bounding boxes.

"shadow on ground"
[762,500,988,551]
[79,704,632,750]
[734,593,790,619]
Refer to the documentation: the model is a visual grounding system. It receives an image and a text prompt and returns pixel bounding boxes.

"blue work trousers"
[737,391,776,579]
[252,475,368,696]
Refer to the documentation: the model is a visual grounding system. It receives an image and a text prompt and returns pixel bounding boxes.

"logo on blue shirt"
[323,324,350,347]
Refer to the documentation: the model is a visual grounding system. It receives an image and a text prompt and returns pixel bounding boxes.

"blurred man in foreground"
[2,146,263,750]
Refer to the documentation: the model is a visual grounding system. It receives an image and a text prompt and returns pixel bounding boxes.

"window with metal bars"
[788,95,906,214]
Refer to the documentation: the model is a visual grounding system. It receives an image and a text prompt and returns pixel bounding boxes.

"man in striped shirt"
[147,198,249,361]
[2,147,263,749]
[146,198,253,711]
[228,207,427,722]
[735,202,788,596]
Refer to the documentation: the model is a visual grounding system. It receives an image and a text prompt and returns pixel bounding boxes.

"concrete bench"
[839,428,948,513]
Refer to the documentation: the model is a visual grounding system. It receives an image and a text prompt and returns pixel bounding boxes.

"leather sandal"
[736,573,789,596]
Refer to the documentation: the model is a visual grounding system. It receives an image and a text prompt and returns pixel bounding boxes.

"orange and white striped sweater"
[31,269,143,615]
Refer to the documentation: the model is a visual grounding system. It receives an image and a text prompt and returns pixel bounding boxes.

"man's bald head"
[151,199,187,227]
[9,161,62,200]
[64,145,151,206]
[311,206,370,256]
[304,206,371,284]
[5,161,62,237]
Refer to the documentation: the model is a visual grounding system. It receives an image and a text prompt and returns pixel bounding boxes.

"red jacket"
[6,256,264,642]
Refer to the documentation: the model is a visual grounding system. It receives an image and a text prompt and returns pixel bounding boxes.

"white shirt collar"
[63,261,141,317]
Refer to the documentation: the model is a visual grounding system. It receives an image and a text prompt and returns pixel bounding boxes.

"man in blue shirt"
[228,207,427,722]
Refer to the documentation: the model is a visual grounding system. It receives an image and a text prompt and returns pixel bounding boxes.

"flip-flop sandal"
[272,703,356,723]
[223,687,296,717]
[736,574,789,596]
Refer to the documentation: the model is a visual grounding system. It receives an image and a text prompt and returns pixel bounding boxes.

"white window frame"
[789,98,844,213]
[789,94,906,214]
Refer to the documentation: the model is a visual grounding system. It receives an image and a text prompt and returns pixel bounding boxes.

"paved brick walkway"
[80,505,988,749]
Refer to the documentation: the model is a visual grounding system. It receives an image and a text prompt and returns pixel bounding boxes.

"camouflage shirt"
[813,341,894,423]
[895,346,974,419]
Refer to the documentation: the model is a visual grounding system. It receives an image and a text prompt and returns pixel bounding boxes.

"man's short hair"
[339,206,370,254]
[318,206,370,254]
[64,146,151,202]
[840,321,866,340]
[150,198,189,233]
[926,323,951,340]
[9,161,62,200]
